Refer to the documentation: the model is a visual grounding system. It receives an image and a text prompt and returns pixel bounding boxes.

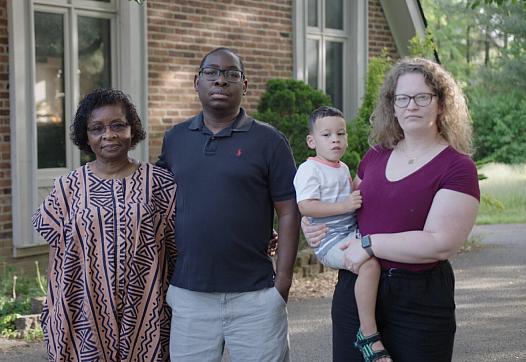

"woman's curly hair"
[369,57,473,155]
[70,88,146,154]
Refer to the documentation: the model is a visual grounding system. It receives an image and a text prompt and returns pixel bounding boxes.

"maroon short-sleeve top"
[357,146,480,271]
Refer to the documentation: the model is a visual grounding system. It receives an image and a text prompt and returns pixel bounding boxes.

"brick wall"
[368,0,399,60]
[146,0,294,162]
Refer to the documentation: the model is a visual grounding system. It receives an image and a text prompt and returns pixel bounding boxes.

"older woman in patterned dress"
[32,88,176,361]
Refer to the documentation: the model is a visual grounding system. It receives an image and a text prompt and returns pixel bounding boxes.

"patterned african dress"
[32,163,177,362]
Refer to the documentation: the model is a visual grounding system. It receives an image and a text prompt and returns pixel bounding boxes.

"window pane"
[307,39,319,89]
[326,0,343,30]
[78,16,111,164]
[308,0,318,27]
[326,41,343,111]
[78,16,111,97]
[34,12,66,169]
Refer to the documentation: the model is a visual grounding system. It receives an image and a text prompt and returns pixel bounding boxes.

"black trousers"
[332,261,456,362]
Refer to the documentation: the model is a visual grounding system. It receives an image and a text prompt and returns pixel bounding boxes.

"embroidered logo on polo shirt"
[235,148,243,157]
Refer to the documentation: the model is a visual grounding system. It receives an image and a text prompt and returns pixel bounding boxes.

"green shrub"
[255,79,332,165]
[256,54,392,171]
[469,89,526,164]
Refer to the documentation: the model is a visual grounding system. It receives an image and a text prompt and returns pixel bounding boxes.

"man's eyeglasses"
[87,122,130,136]
[199,67,244,83]
[394,93,436,108]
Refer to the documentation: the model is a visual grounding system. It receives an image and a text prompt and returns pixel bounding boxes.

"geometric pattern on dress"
[33,163,176,361]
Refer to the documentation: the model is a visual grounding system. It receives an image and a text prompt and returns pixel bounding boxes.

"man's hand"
[273,199,300,304]
[274,276,292,303]
[301,217,327,247]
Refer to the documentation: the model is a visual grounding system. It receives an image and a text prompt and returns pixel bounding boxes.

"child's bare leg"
[355,257,380,335]
[355,257,391,361]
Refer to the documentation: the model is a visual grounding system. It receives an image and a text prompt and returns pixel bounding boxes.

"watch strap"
[361,234,374,257]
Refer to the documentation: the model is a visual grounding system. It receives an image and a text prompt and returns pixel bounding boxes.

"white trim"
[8,0,39,254]
[118,0,148,162]
[379,0,426,57]
[292,0,305,81]
[348,0,368,119]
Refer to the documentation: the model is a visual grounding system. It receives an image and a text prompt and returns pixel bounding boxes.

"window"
[9,0,148,255]
[294,0,368,120]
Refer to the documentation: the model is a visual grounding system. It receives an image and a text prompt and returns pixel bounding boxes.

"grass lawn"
[476,163,526,224]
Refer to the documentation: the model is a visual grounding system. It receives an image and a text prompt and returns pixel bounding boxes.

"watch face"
[361,235,371,248]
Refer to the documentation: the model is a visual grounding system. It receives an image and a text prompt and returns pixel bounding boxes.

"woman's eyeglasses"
[87,122,130,136]
[394,93,436,108]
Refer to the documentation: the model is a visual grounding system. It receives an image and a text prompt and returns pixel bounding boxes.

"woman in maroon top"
[302,58,480,362]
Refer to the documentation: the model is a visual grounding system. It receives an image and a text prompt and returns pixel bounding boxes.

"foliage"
[421,0,526,164]
[343,52,392,173]
[468,0,526,9]
[0,263,46,339]
[408,29,437,59]
[255,79,332,165]
[468,89,526,164]
[476,163,526,224]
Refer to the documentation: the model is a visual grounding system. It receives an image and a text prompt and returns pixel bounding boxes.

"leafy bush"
[469,89,526,164]
[343,52,392,172]
[256,54,392,172]
[255,79,332,165]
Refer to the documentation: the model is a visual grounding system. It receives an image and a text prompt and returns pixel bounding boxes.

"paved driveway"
[1,224,525,361]
[288,224,526,362]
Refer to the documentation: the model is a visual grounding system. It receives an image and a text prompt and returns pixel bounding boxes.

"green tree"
[421,0,526,163]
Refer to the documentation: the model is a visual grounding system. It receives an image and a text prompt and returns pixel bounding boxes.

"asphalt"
[287,224,526,362]
[1,224,525,362]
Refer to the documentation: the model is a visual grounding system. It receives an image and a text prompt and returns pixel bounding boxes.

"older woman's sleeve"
[32,179,65,248]
[165,183,177,268]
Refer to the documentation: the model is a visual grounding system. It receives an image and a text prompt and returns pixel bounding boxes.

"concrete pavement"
[288,224,526,361]
[1,224,525,361]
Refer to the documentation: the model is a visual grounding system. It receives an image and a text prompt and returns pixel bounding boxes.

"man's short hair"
[308,106,344,132]
[199,47,245,72]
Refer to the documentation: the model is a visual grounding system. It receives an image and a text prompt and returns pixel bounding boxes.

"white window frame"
[293,0,368,120]
[8,0,148,256]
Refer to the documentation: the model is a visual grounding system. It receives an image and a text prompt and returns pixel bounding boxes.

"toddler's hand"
[344,190,362,212]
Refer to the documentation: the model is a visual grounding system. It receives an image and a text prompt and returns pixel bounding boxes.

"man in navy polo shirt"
[158,47,300,361]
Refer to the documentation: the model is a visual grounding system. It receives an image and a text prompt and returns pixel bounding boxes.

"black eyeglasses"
[87,122,130,136]
[394,93,436,108]
[199,67,244,83]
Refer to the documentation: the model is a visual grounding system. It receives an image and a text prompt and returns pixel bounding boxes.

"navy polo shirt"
[157,108,297,292]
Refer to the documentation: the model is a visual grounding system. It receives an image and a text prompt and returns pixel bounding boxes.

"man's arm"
[273,198,301,302]
[155,132,169,169]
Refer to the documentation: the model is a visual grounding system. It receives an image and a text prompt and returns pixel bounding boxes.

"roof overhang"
[380,0,432,59]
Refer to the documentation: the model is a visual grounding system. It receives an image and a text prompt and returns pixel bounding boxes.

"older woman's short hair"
[70,88,146,154]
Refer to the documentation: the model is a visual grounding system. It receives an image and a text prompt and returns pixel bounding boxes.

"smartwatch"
[361,235,374,257]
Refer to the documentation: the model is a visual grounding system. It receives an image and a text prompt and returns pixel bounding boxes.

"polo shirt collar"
[188,107,254,134]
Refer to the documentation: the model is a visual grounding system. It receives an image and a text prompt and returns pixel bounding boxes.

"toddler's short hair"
[308,106,344,132]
